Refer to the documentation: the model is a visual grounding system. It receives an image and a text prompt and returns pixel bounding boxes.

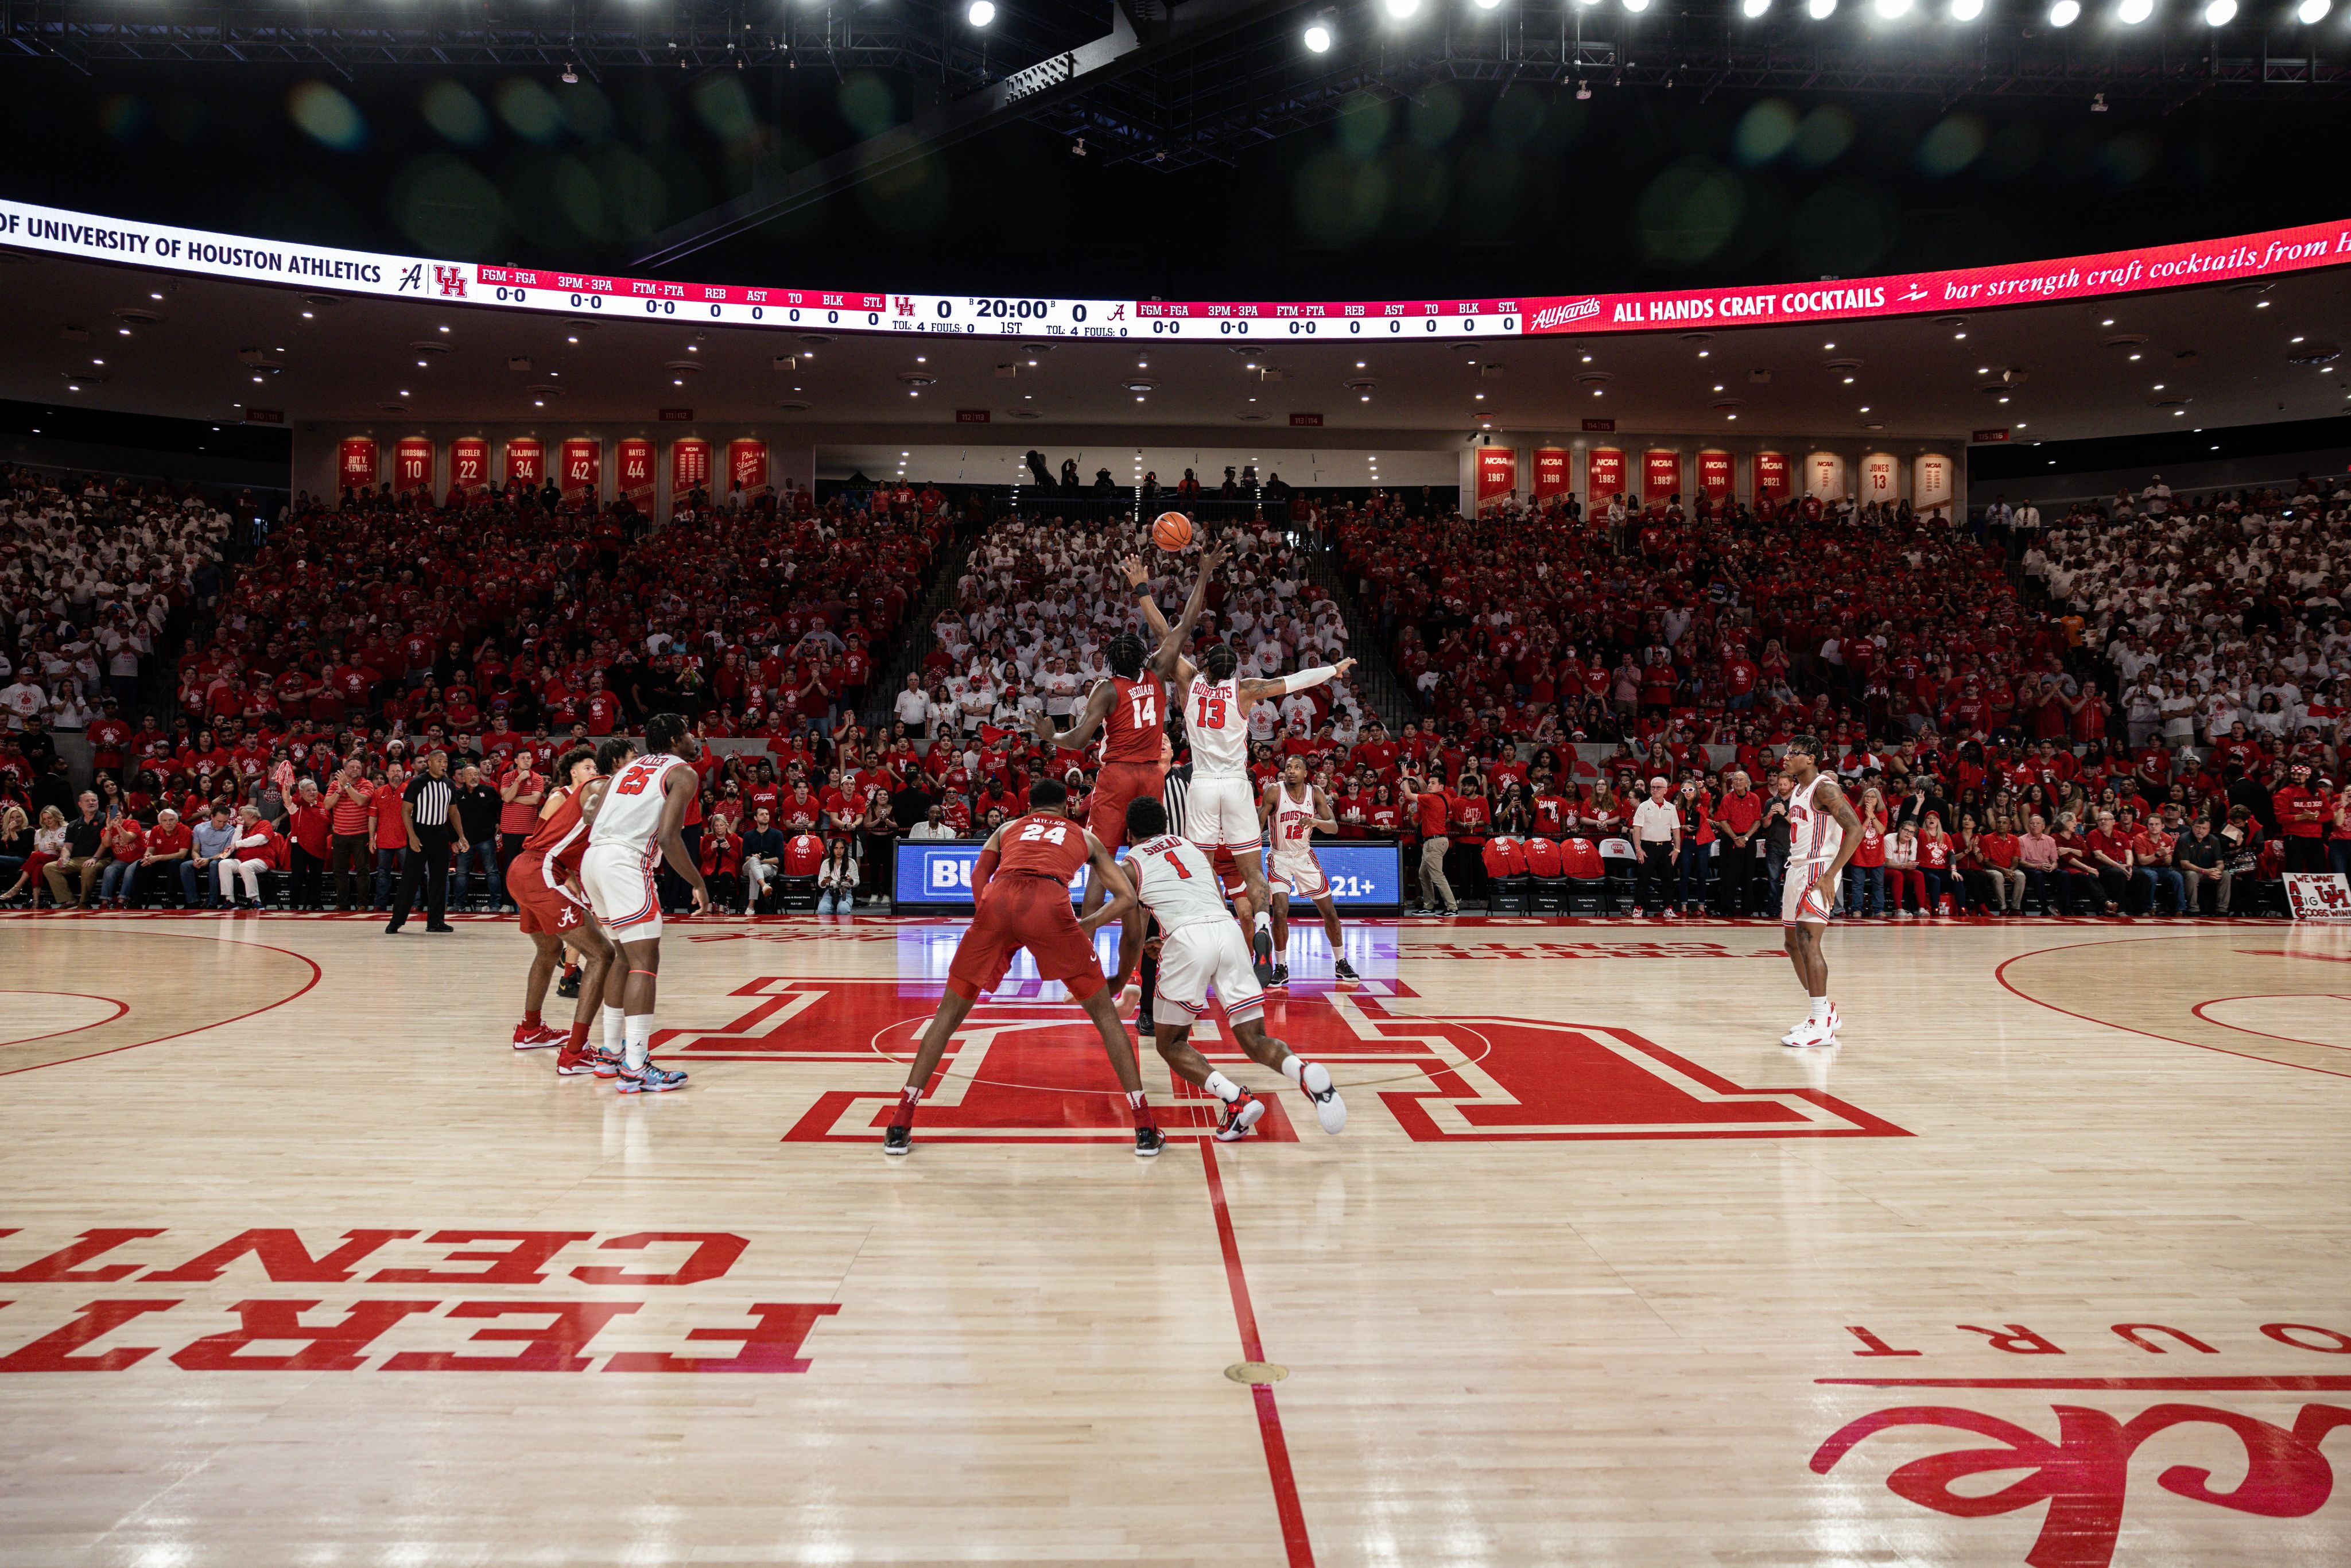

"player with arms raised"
[1779,734,1863,1049]
[1031,542,1225,920]
[579,713,709,1093]
[1258,753,1358,985]
[1115,796,1344,1140]
[884,779,1159,1158]
[1132,560,1355,987]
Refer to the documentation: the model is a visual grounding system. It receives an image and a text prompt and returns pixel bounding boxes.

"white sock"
[1254,910,1271,933]
[1202,1070,1241,1104]
[624,1015,653,1072]
[602,1006,625,1055]
[1810,996,1832,1023]
[1281,1055,1306,1084]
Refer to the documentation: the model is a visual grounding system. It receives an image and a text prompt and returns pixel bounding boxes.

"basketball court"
[3,912,2345,1566]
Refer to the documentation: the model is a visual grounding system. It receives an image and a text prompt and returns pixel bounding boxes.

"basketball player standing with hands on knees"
[1778,735,1863,1049]
[579,713,709,1093]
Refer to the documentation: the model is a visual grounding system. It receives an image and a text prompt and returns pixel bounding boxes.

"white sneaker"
[1785,1009,1841,1049]
[1297,1060,1347,1134]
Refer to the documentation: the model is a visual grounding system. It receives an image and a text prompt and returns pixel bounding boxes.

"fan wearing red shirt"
[1407,772,1457,915]
[2274,763,2331,874]
[285,780,333,910]
[884,780,1154,1157]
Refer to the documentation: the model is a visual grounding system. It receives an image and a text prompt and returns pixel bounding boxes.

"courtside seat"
[1598,836,1638,914]
[1523,836,1568,914]
[1558,836,1610,915]
[1483,836,1530,914]
[779,832,825,913]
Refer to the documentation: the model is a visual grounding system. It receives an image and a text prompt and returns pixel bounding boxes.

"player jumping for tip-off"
[1258,752,1359,986]
[1777,734,1863,1049]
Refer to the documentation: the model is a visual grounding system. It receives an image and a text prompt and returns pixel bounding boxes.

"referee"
[1135,721,1190,1032]
[385,748,459,934]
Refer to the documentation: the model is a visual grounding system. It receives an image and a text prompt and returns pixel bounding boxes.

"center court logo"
[1531,298,1601,330]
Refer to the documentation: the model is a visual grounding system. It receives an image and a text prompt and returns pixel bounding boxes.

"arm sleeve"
[1276,666,1338,696]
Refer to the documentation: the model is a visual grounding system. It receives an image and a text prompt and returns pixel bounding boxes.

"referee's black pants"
[389,826,452,929]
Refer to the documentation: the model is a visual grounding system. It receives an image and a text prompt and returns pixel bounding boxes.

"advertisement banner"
[391,436,433,496]
[672,437,712,497]
[1475,446,1518,511]
[1861,452,1900,505]
[1585,447,1627,500]
[1697,449,1735,500]
[449,435,489,498]
[893,841,1404,910]
[1753,451,1791,500]
[1531,446,1572,499]
[1642,449,1682,502]
[502,436,544,488]
[336,436,378,494]
[1913,452,1956,515]
[1805,452,1846,500]
[727,438,770,499]
[617,437,656,514]
[558,437,601,506]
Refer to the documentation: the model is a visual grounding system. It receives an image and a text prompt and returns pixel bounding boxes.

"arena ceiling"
[2,242,2344,445]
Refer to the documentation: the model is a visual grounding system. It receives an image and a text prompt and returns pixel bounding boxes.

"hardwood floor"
[1,910,2345,1567]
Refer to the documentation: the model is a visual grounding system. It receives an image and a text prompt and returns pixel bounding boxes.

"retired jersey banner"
[1697,450,1735,500]
[617,437,656,513]
[559,437,601,506]
[1753,451,1791,500]
[1806,452,1846,500]
[503,436,544,488]
[1913,452,1956,514]
[391,437,434,496]
[1585,447,1627,499]
[336,436,378,493]
[1642,449,1682,501]
[1531,446,1571,499]
[449,436,489,497]
[672,437,712,496]
[1861,452,1900,504]
[727,438,770,499]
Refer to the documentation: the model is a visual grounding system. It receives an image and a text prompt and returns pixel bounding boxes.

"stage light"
[1949,0,1984,17]
[1743,0,1772,13]
[1807,0,1836,17]
[2049,0,2079,22]
[2117,0,2151,20]
[2202,0,2232,19]
[1622,0,1651,10]
[1383,0,1419,20]
[1303,20,1333,49]
[967,0,994,24]
[1476,0,1503,9]
[2297,0,2328,20]
[1876,0,1913,16]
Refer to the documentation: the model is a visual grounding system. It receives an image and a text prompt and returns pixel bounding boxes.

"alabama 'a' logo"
[647,978,1908,1146]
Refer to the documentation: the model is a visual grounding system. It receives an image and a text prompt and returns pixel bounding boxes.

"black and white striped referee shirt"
[404,771,455,829]
[1161,763,1190,833]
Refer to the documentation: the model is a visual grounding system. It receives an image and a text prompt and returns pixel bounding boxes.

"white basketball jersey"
[1126,833,1233,933]
[1787,773,1845,867]
[1186,674,1250,778]
[1271,781,1317,863]
[588,753,687,854]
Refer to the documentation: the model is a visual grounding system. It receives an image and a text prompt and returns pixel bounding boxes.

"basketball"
[1151,511,1194,552]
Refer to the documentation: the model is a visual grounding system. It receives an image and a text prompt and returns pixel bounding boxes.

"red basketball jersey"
[994,812,1089,883]
[521,786,591,878]
[1100,674,1164,764]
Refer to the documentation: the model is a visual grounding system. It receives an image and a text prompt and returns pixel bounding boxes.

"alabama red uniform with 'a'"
[511,786,592,936]
[946,811,1106,1002]
[1085,674,1166,851]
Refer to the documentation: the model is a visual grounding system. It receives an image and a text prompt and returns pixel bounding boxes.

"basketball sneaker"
[1779,1004,1839,1045]
[1270,962,1290,989]
[1333,957,1360,982]
[1134,1125,1166,1158]
[512,1022,565,1050]
[1252,925,1274,988]
[591,1045,623,1078]
[883,1123,913,1156]
[1784,1008,1841,1049]
[556,969,581,999]
[554,1050,600,1077]
[616,1059,688,1094]
[1297,1061,1347,1134]
[1215,1089,1266,1142]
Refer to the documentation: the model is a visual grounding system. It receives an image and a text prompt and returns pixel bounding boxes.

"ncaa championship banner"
[894,841,1404,911]
[4,196,2349,344]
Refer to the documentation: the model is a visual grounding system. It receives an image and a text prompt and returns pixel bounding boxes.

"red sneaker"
[512,1022,565,1050]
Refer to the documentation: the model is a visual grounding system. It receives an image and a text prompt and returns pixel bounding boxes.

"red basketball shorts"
[1085,760,1166,851]
[511,851,588,937]
[946,873,1105,1002]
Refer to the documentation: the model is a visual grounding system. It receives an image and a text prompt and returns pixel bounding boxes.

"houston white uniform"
[581,751,688,937]
[1268,780,1329,899]
[1781,771,1846,926]
[1128,832,1266,1024]
[1184,673,1260,852]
